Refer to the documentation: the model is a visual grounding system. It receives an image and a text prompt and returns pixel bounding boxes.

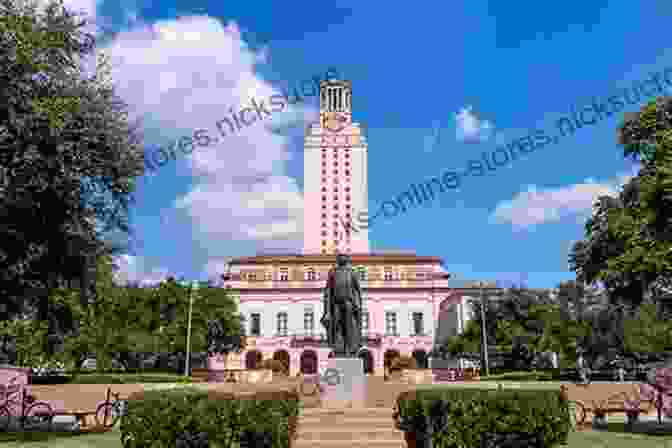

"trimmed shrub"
[122,387,301,448]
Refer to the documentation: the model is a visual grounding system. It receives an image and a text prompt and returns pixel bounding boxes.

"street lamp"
[479,281,490,377]
[180,280,199,376]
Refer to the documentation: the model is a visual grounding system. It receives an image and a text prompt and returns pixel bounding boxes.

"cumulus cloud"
[455,106,494,144]
[88,11,328,274]
[490,172,635,229]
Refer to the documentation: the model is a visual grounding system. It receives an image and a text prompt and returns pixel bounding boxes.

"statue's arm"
[352,272,362,309]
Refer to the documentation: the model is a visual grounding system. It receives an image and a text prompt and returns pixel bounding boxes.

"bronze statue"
[320,254,363,357]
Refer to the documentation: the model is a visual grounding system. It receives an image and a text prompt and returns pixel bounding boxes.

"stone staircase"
[293,407,405,448]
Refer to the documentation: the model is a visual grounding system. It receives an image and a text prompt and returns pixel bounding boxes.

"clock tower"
[303,79,369,255]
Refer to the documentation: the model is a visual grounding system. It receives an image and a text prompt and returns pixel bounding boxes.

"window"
[250,313,261,336]
[361,310,369,334]
[412,312,424,336]
[416,272,426,279]
[322,231,327,236]
[304,310,314,334]
[277,312,288,336]
[279,269,289,281]
[359,268,368,281]
[385,312,398,336]
[322,240,327,246]
[264,271,272,281]
[384,269,393,281]
[306,269,316,281]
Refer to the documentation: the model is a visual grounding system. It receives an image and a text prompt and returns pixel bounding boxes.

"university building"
[211,79,500,376]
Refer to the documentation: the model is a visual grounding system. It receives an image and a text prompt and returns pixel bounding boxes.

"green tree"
[570,97,672,308]
[624,303,672,354]
[150,279,245,361]
[0,0,145,348]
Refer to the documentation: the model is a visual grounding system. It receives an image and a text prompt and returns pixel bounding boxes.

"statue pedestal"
[321,358,366,408]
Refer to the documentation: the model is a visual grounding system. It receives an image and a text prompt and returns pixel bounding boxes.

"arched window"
[276,312,288,336]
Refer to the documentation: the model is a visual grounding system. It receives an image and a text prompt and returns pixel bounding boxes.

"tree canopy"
[0,0,145,330]
[570,96,672,308]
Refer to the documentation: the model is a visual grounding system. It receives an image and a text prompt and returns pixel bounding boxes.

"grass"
[0,427,123,448]
[566,427,672,448]
[2,418,672,447]
[3,425,672,448]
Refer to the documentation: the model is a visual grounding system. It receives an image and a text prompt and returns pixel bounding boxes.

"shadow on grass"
[603,421,672,436]
[0,430,99,443]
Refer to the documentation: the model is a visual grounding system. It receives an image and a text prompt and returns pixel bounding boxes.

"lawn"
[2,426,672,448]
[0,427,123,448]
[2,421,672,447]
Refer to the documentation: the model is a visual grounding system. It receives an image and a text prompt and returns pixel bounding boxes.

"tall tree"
[570,97,672,309]
[0,0,145,354]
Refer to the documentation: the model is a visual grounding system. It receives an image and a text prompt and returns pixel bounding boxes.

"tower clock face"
[324,113,348,133]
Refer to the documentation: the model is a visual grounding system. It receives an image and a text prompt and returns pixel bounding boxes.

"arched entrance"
[412,349,428,369]
[300,350,318,374]
[245,350,262,369]
[384,349,400,371]
[273,350,290,376]
[358,348,374,374]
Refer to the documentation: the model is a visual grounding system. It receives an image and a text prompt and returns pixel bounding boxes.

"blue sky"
[62,0,671,288]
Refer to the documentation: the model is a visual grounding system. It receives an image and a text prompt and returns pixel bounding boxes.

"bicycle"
[95,387,127,428]
[0,375,54,432]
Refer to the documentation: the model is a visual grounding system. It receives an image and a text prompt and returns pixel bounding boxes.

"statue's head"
[336,254,350,267]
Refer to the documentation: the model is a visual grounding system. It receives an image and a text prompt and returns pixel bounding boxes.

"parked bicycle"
[0,375,54,432]
[95,387,127,428]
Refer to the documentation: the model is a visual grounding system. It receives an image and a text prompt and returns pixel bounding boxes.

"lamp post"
[479,281,490,377]
[181,280,199,376]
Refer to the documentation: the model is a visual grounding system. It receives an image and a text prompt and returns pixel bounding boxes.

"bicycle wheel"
[24,402,53,431]
[95,402,119,428]
[0,406,10,431]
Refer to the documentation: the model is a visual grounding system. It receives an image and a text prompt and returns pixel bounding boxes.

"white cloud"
[112,254,171,286]
[490,172,635,228]
[455,106,494,144]
[94,13,328,269]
